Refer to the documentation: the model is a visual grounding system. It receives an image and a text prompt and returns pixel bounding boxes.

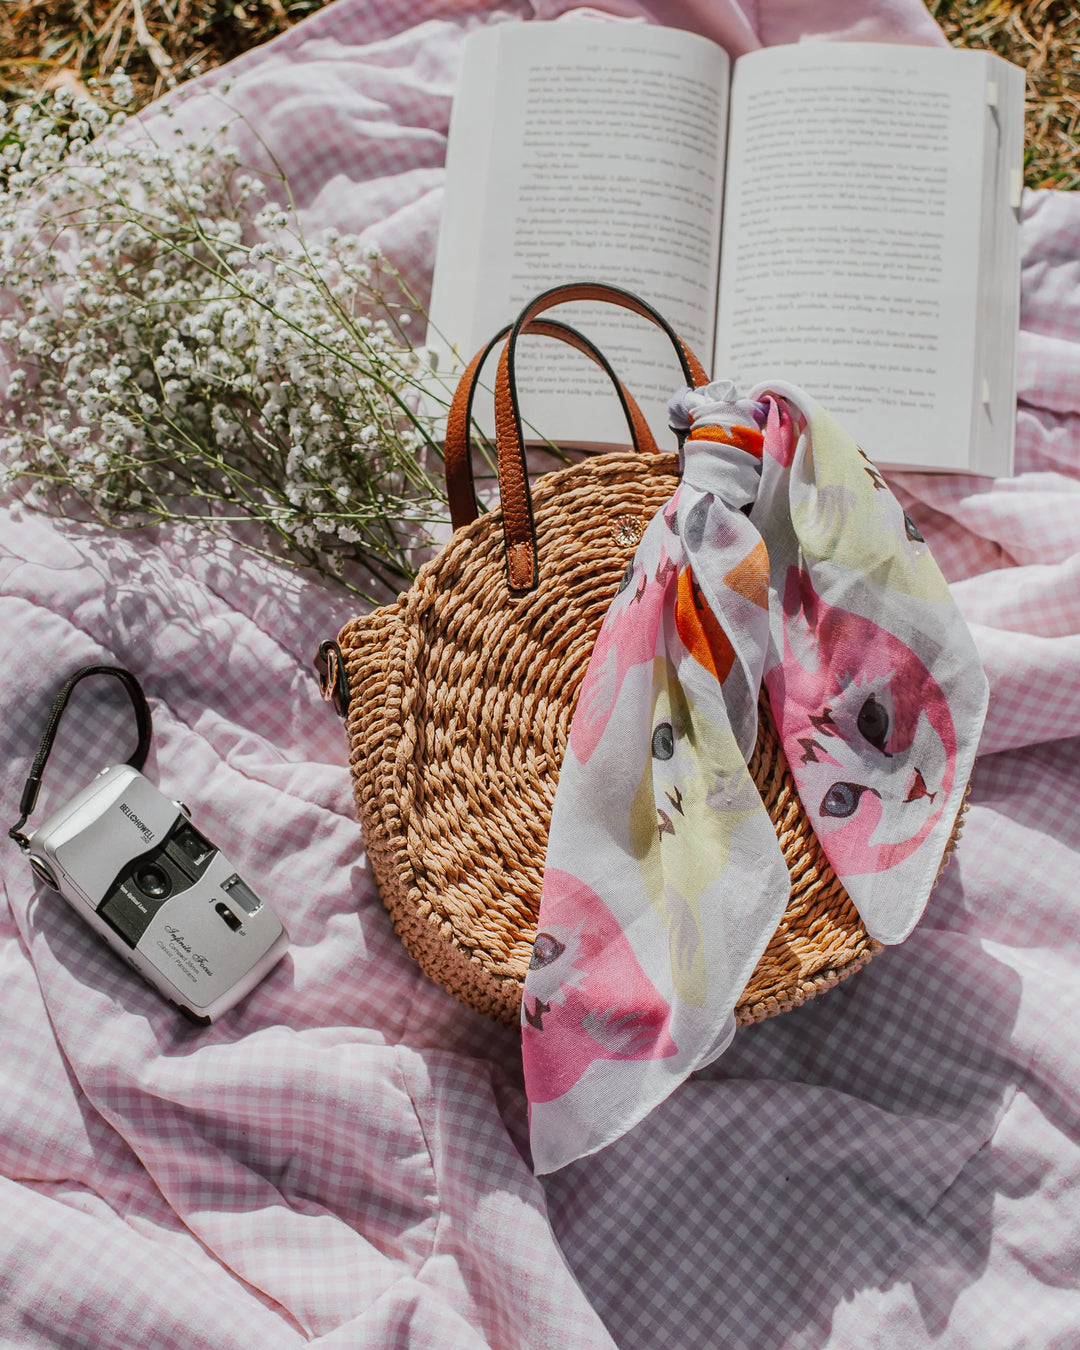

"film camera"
[12,667,288,1023]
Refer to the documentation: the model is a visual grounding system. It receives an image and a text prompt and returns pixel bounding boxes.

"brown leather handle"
[444,319,659,531]
[494,283,709,593]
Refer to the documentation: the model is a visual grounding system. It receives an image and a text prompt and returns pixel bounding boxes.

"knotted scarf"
[522,380,989,1175]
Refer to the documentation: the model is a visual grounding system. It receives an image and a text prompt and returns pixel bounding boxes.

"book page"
[969,55,1024,477]
[427,21,729,447]
[715,45,996,471]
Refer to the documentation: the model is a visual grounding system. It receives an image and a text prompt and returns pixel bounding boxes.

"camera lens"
[134,864,171,900]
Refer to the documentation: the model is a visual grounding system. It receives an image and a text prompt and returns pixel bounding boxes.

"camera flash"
[222,874,262,915]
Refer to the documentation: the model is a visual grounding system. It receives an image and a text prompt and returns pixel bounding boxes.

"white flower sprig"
[0,82,445,597]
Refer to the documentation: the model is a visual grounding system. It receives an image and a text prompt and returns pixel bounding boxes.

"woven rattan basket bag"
[321,284,884,1027]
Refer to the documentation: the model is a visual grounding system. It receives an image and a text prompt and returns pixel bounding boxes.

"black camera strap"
[8,665,153,852]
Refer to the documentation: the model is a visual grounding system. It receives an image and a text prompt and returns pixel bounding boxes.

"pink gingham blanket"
[2,1,1079,1346]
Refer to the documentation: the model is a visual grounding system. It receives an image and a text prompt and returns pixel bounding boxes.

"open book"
[427,23,1025,475]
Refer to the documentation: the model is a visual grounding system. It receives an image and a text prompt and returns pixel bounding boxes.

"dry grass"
[0,0,1076,188]
[932,0,1080,188]
[0,0,323,105]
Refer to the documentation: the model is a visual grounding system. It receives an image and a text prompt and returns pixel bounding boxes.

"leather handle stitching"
[496,283,708,592]
[444,319,657,532]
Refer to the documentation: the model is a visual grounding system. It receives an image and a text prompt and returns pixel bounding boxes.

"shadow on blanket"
[542,885,1024,1349]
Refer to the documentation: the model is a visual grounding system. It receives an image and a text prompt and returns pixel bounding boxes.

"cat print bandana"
[523,379,989,1174]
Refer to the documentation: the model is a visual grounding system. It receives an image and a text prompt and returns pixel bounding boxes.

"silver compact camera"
[27,763,288,1023]
[11,664,288,1023]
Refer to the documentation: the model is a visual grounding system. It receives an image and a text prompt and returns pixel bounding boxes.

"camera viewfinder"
[166,820,216,882]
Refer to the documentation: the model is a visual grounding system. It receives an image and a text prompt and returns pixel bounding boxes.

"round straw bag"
[324,285,884,1027]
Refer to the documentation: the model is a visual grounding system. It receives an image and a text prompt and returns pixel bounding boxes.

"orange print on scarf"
[676,567,734,683]
[687,423,764,458]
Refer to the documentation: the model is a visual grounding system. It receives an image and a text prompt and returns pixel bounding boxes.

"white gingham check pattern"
[2,0,1079,1346]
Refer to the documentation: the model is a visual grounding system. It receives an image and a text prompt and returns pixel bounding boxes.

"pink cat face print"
[766,567,958,878]
[522,868,678,1105]
[569,538,677,765]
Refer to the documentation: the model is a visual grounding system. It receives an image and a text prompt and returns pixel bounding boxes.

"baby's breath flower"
[0,92,445,596]
[109,71,134,108]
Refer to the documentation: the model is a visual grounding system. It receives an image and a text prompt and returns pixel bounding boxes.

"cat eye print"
[530,933,566,970]
[857,695,890,753]
[652,723,675,759]
[820,781,879,818]
[903,511,924,542]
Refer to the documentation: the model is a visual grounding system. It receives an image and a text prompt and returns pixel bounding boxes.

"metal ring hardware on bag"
[314,640,350,719]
